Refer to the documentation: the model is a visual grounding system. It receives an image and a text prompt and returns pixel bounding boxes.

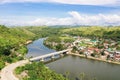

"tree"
[91,53,96,57]
[79,51,84,54]
[72,46,78,53]
[101,51,105,56]
[56,44,64,51]
[15,62,68,80]
[0,61,5,70]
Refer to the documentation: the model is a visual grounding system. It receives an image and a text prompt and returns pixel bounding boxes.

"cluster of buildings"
[71,37,120,62]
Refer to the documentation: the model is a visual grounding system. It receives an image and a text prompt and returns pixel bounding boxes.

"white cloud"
[0,0,119,6]
[68,11,120,26]
[30,17,74,26]
[0,11,120,26]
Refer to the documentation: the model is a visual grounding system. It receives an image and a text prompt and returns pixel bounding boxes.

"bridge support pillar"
[66,52,69,54]
[66,50,71,54]
[51,55,54,59]
[51,55,55,61]
[40,58,44,62]
[60,53,64,57]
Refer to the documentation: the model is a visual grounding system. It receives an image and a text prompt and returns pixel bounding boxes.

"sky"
[0,0,120,26]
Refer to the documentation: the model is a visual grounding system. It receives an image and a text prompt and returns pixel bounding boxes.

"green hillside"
[0,25,35,70]
[62,26,120,40]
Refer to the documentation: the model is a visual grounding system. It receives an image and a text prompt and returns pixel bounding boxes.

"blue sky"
[0,0,120,26]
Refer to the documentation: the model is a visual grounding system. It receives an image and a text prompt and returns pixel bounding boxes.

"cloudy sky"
[0,0,120,26]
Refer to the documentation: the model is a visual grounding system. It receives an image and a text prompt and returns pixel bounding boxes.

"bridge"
[30,49,71,62]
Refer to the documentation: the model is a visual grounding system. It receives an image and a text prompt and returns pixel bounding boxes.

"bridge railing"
[30,49,71,61]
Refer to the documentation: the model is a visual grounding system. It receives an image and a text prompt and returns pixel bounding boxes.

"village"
[70,36,120,63]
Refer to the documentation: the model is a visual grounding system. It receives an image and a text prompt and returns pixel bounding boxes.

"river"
[26,38,56,58]
[27,38,120,80]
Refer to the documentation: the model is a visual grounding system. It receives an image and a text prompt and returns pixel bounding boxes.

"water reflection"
[26,38,55,58]
[47,55,120,80]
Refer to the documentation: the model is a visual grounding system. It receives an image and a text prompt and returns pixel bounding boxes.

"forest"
[0,25,35,69]
[62,26,120,41]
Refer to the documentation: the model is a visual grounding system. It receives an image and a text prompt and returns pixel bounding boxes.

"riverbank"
[69,53,120,65]
[15,62,68,80]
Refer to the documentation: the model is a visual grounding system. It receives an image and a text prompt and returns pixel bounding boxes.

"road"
[30,49,70,61]
[0,60,29,80]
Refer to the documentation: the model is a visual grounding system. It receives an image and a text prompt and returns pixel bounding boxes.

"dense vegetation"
[15,62,97,80]
[15,62,68,80]
[44,35,75,51]
[23,26,64,38]
[0,25,35,70]
[62,26,120,41]
[25,26,120,41]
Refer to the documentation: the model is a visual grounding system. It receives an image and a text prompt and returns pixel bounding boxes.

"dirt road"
[0,60,29,80]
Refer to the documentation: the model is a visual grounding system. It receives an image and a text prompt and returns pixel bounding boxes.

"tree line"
[62,26,120,41]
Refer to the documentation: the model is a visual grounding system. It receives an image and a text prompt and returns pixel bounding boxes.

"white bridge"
[30,49,71,62]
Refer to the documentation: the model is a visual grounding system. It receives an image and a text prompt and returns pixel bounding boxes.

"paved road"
[0,60,29,80]
[30,49,70,61]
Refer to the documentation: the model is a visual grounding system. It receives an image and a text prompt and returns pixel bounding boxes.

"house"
[115,51,120,54]
[88,48,101,54]
[109,54,114,58]
[78,46,86,50]
[101,55,106,60]
[104,42,109,46]
[104,51,110,55]
[104,42,109,49]
[114,55,120,61]
[87,48,94,54]
[84,51,90,56]
[113,51,120,61]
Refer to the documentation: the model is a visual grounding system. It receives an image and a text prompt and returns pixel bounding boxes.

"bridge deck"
[30,49,70,61]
